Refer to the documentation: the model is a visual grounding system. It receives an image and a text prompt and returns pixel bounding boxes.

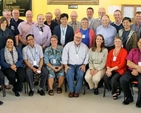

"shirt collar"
[25,20,35,24]
[113,21,122,26]
[60,24,67,28]
[69,21,78,25]
[36,23,45,27]
[102,24,110,28]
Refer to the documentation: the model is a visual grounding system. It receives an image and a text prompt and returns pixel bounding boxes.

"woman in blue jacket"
[0,37,25,97]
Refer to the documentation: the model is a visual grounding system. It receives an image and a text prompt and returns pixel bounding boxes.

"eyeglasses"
[27,38,34,41]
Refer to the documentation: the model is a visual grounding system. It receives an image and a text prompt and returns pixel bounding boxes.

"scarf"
[4,47,18,64]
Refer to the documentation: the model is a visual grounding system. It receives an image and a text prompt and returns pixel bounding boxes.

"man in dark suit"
[54,13,74,46]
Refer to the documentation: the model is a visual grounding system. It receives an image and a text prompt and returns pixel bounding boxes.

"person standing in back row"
[54,13,74,46]
[30,14,51,49]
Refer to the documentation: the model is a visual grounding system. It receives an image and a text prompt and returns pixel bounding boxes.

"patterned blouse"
[44,45,63,67]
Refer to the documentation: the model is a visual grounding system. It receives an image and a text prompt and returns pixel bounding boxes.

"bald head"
[102,15,110,27]
[25,10,33,21]
[70,11,78,22]
[98,7,106,18]
[54,8,61,20]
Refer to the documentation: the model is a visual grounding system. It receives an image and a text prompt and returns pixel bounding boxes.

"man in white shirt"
[62,32,89,98]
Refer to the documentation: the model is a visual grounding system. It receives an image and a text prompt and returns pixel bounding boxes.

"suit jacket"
[53,25,74,45]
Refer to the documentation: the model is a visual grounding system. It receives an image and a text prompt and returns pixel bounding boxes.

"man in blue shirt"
[96,15,117,51]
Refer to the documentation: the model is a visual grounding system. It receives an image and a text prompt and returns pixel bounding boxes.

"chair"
[103,81,109,97]
[24,73,41,94]
[130,80,138,95]
[123,80,138,100]
[0,85,6,97]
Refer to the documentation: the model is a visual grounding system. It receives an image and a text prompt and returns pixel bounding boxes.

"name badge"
[39,31,42,35]
[33,61,37,66]
[53,59,57,64]
[113,56,116,61]
[76,54,79,59]
[138,62,141,66]
[82,35,85,39]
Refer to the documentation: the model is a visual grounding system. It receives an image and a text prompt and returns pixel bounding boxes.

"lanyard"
[28,46,36,61]
[74,43,80,54]
[62,26,66,36]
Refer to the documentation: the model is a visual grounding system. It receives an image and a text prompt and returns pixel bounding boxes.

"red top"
[75,28,96,48]
[106,48,128,75]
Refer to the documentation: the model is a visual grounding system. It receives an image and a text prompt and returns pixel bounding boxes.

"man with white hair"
[3,9,19,46]
[18,10,35,48]
[93,7,106,31]
[53,8,61,24]
[68,11,81,32]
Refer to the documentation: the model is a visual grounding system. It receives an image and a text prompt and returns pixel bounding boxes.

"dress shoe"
[68,92,74,98]
[18,85,23,92]
[0,101,3,105]
[74,93,79,98]
[37,90,45,96]
[94,88,99,95]
[28,90,34,96]
[136,101,141,108]
[5,85,11,89]
[122,97,133,105]
[12,88,20,97]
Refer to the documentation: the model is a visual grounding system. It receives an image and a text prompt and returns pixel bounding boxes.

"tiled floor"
[0,87,140,113]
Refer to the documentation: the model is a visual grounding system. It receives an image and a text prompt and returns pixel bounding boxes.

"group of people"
[0,6,141,108]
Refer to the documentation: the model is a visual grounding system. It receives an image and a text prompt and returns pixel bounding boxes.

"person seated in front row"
[0,70,5,105]
[120,38,141,108]
[103,36,128,100]
[22,34,48,96]
[62,32,89,98]
[44,35,64,96]
[85,34,108,95]
[0,37,25,97]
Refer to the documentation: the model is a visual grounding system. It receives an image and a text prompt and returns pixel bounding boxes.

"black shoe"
[37,90,45,96]
[12,89,20,97]
[18,85,23,92]
[94,88,99,95]
[136,101,141,108]
[0,101,3,105]
[28,90,34,96]
[122,97,133,105]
